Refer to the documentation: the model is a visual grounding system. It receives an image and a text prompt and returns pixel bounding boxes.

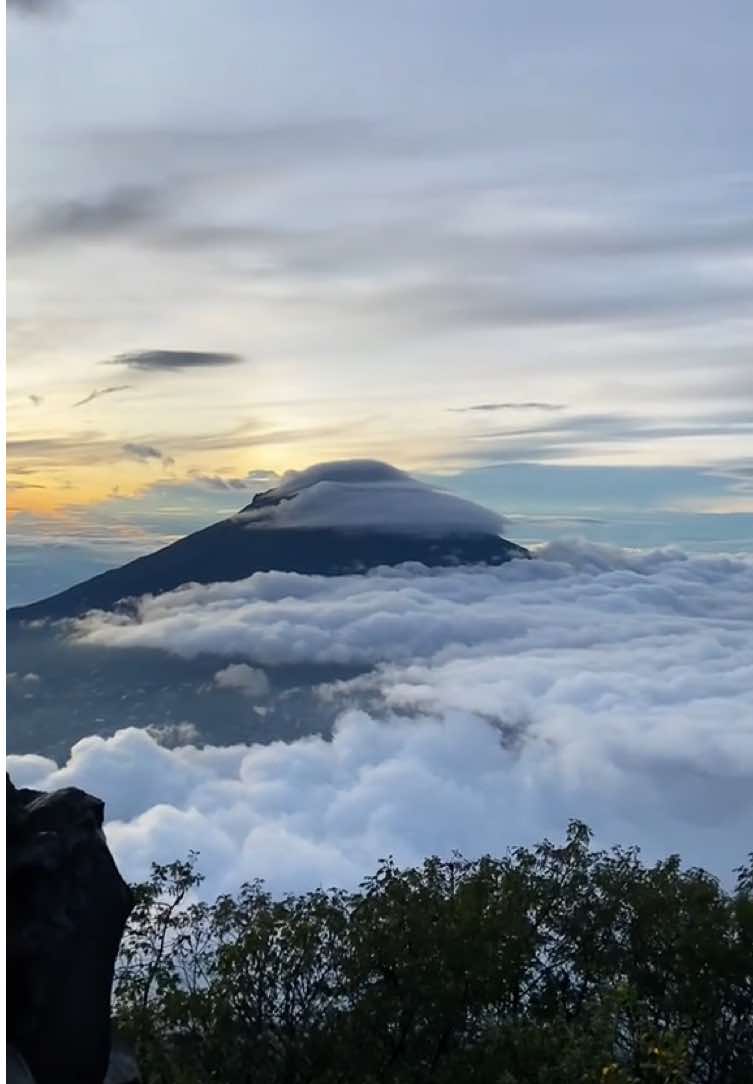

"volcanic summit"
[7,460,529,622]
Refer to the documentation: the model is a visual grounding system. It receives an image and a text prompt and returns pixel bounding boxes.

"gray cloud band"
[108,350,242,372]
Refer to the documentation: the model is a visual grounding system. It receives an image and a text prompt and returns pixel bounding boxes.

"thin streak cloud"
[73,385,132,408]
[449,402,565,413]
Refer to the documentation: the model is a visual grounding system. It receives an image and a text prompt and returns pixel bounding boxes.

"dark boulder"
[6,775,134,1084]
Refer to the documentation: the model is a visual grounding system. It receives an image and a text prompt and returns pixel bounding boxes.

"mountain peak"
[7,458,528,622]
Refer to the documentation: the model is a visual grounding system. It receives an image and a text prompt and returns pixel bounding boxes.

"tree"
[113,825,753,1083]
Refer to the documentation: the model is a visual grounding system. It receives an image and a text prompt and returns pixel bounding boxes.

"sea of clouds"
[9,540,753,898]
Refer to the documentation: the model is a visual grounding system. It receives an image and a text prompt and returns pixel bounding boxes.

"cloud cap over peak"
[238,458,508,536]
[277,459,411,494]
[108,350,243,372]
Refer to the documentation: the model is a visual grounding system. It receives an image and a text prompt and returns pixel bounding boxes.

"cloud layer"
[9,541,752,898]
[8,2,752,493]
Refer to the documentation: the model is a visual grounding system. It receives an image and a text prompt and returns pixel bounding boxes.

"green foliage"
[113,824,753,1084]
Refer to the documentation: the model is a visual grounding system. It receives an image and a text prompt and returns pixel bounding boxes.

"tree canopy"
[113,823,753,1083]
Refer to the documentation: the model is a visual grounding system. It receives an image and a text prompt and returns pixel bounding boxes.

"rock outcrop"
[6,775,134,1084]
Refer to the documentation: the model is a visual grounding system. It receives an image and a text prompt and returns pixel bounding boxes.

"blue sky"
[6,0,753,601]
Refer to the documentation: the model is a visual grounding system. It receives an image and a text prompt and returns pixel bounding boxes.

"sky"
[6,0,753,598]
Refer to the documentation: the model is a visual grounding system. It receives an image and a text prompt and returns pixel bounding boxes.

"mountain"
[7,460,529,623]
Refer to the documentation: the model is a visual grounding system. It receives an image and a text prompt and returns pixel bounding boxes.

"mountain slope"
[8,460,529,622]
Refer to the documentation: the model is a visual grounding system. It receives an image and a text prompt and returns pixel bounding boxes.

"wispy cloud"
[7,0,62,14]
[122,442,172,467]
[15,187,160,245]
[6,419,349,471]
[449,402,564,413]
[188,474,254,491]
[185,468,279,491]
[7,434,124,467]
[73,385,132,408]
[5,433,174,471]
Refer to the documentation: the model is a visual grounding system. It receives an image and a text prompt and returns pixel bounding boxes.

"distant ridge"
[7,460,529,622]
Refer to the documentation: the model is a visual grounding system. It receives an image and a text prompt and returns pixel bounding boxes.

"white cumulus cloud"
[214,663,270,699]
[9,540,753,899]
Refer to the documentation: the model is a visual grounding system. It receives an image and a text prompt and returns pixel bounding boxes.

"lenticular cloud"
[235,458,507,535]
[10,541,753,898]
